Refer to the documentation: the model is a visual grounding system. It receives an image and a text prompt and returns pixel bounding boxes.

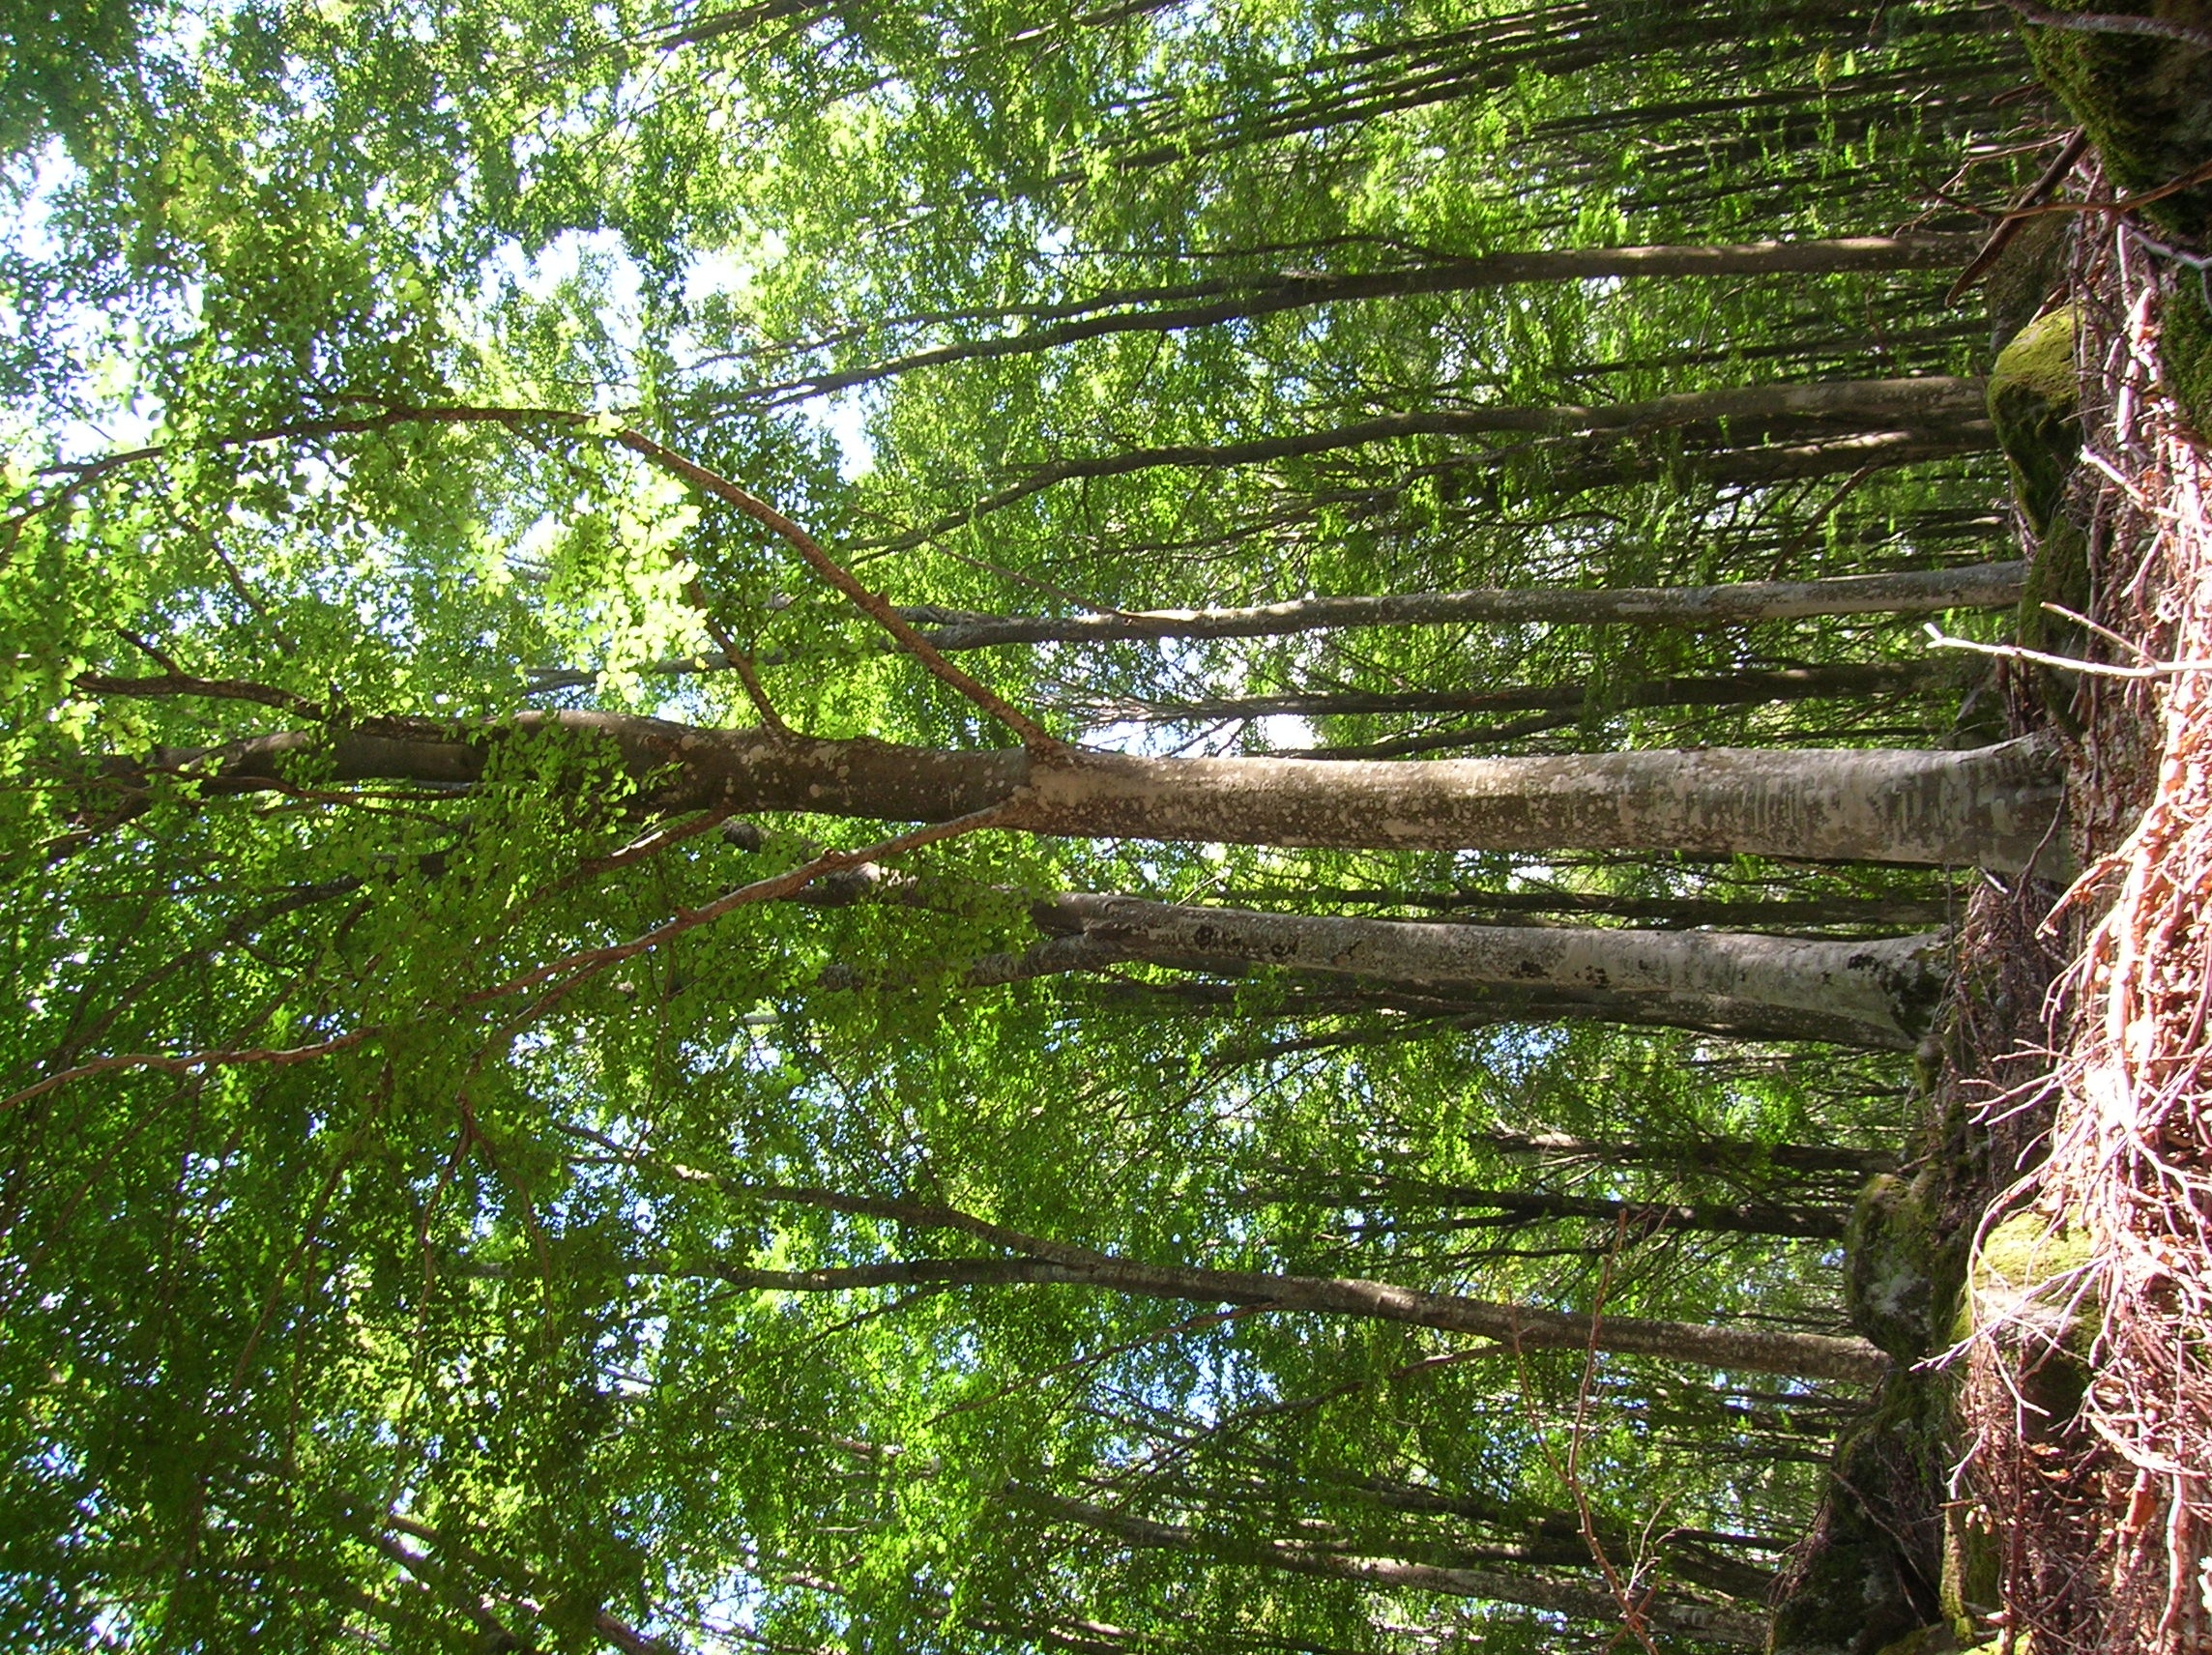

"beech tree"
[0,1,2052,1651]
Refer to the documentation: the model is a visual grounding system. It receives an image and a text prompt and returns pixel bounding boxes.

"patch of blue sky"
[3,145,167,461]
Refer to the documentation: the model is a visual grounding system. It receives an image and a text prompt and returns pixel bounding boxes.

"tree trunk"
[1216,885,1957,931]
[896,562,2025,648]
[767,241,1977,399]
[1289,1178,1848,1242]
[1486,1131,1901,1180]
[524,565,2024,691]
[862,378,1992,551]
[1023,895,1949,1050]
[1006,1487,1767,1647]
[1161,1461,1782,1601]
[138,720,2062,870]
[1077,659,1965,728]
[1527,423,1994,498]
[653,1247,1887,1384]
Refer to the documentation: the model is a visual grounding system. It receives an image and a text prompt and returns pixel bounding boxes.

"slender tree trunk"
[1216,885,1957,931]
[1528,423,1994,498]
[1006,1487,1766,1647]
[802,872,1952,1043]
[1290,1179,1848,1242]
[1077,659,1965,727]
[1019,895,1946,1049]
[999,966,1905,1050]
[137,720,2062,870]
[894,562,2026,649]
[1151,1460,1781,1601]
[1487,1131,1900,1179]
[862,378,1992,551]
[524,565,2024,690]
[763,237,1980,401]
[649,1247,1886,1383]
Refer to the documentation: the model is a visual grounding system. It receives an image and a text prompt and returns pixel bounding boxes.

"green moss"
[2163,279,2212,435]
[1940,1500,2001,1632]
[1993,305,2081,410]
[1959,1209,2100,1435]
[1990,306,2081,537]
[1847,1171,1971,1362]
[2020,5,2212,242]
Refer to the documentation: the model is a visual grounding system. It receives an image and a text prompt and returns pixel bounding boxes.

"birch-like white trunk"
[1031,895,1949,1049]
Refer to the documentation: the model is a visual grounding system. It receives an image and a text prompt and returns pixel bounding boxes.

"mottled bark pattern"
[142,720,2061,870]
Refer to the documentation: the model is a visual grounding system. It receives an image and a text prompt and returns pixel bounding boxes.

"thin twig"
[1947,130,2090,305]
[612,428,1064,754]
[1565,1213,1666,1655]
[1923,622,2212,679]
[460,799,1026,1021]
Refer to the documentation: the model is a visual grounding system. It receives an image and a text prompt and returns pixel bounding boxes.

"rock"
[1989,306,2081,538]
[1846,1173,1949,1360]
[1965,1208,2099,1437]
[1769,1381,1953,1655]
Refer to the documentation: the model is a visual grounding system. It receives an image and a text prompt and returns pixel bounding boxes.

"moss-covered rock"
[1871,1624,2001,1655]
[1769,1443,1928,1654]
[1770,1379,1955,1655]
[2163,276,2212,435]
[2017,512,2092,642]
[1962,1208,2100,1436]
[1991,304,2090,723]
[1846,1172,1961,1360]
[1990,306,2082,537]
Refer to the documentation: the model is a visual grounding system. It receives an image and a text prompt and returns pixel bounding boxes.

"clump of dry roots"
[1955,210,2212,1654]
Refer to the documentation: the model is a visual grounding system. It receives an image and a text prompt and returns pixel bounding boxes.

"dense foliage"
[2,3,2055,1650]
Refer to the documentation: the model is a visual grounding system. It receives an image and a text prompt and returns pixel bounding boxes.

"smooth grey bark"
[799,867,1952,1043]
[523,564,2024,691]
[1007,1488,1766,1646]
[130,718,2063,870]
[1023,895,1947,1050]
[969,949,1914,1048]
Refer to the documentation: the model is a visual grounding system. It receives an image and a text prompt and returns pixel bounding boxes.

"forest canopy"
[0,2,2064,1650]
